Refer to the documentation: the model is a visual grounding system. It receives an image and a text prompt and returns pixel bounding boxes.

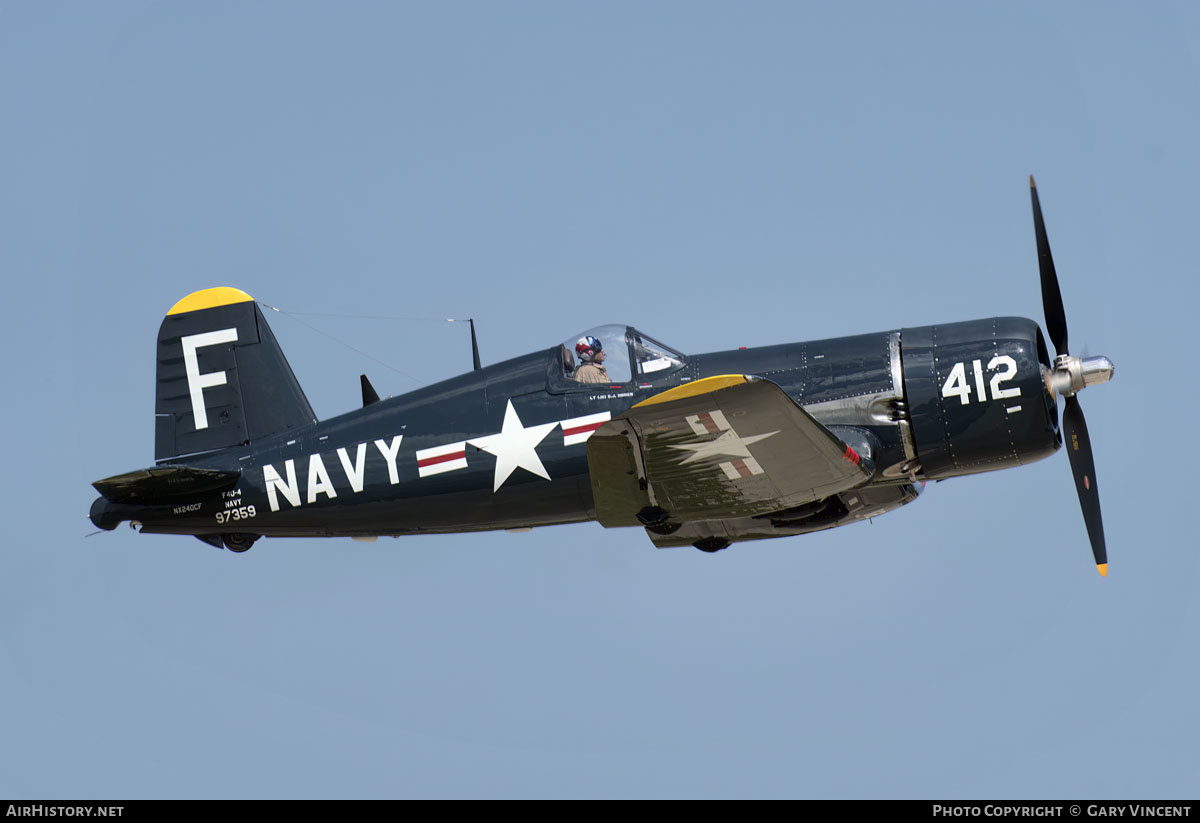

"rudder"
[154,287,316,461]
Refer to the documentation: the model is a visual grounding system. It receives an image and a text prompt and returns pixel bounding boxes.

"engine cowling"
[900,317,1060,480]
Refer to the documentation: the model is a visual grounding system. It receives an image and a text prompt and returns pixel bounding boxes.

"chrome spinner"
[1045,354,1115,398]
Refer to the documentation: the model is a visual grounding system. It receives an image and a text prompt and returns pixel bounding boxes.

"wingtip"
[1097,563,1108,577]
[1029,174,1037,188]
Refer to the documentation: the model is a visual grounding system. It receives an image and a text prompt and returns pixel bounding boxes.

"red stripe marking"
[562,421,606,438]
[418,450,465,468]
[698,412,721,434]
[731,459,752,478]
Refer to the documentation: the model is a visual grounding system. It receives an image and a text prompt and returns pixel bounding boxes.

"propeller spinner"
[1030,176,1114,576]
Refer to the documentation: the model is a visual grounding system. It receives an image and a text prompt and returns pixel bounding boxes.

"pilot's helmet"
[575,336,603,362]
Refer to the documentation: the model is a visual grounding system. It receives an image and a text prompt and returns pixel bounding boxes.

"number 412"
[941,356,1020,405]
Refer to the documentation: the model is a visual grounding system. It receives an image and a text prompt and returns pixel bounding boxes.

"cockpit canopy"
[559,325,686,384]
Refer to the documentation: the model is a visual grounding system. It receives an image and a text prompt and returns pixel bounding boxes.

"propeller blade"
[1030,175,1070,357]
[1062,394,1108,575]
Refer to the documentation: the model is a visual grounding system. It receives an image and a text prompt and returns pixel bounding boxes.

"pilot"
[574,336,610,383]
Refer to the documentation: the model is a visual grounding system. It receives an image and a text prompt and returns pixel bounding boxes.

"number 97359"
[215,505,257,524]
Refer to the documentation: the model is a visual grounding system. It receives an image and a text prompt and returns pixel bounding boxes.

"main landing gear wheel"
[222,533,259,553]
[693,537,731,553]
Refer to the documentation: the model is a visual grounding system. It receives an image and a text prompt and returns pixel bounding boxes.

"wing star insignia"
[670,410,777,478]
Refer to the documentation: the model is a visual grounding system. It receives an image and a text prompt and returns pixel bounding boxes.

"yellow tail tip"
[1097,563,1108,577]
[167,287,255,316]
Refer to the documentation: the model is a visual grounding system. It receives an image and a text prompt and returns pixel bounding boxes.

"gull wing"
[587,375,874,526]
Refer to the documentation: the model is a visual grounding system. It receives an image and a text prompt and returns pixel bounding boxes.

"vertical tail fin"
[154,287,316,461]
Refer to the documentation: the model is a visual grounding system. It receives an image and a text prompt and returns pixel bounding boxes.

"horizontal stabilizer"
[92,465,241,504]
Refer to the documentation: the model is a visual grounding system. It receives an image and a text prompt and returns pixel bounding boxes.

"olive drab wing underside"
[586,375,876,526]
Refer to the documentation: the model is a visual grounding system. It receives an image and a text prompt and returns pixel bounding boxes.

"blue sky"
[2,1,1197,798]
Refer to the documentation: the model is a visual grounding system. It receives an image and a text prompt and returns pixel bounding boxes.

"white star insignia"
[671,428,778,464]
[468,400,559,492]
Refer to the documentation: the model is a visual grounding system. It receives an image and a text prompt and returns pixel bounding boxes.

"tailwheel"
[223,533,259,553]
